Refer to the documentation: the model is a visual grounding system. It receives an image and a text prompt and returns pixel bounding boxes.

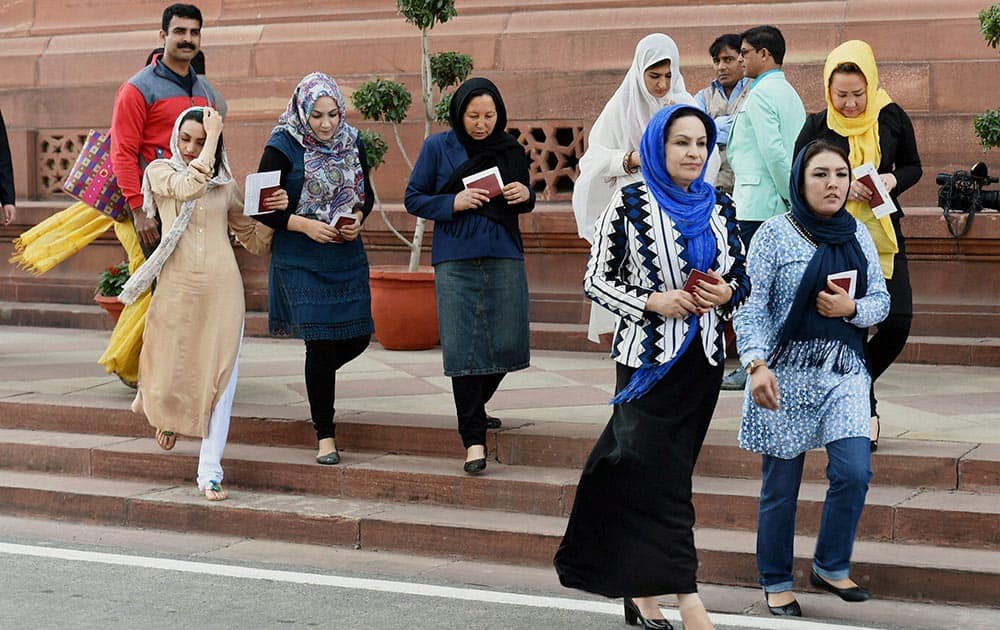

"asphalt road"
[0,543,872,630]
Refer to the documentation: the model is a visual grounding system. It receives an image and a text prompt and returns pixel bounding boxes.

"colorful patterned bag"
[61,129,129,221]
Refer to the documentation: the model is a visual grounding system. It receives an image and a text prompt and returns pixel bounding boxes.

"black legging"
[304,335,370,441]
[866,245,913,417]
[452,373,505,449]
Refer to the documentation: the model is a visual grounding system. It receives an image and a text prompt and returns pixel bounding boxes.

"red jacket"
[110,60,225,211]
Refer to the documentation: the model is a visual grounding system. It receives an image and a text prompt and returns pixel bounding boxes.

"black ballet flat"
[810,569,870,602]
[763,588,802,617]
[486,415,502,429]
[870,415,880,452]
[463,458,487,474]
[623,598,673,630]
[316,449,341,465]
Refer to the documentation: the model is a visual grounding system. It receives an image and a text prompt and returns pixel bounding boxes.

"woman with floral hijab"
[253,72,375,466]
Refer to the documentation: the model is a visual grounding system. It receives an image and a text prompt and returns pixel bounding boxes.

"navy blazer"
[405,130,535,265]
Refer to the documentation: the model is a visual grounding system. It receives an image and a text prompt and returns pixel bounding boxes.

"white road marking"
[0,542,873,629]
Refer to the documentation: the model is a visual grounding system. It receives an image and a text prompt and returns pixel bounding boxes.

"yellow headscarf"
[823,40,898,278]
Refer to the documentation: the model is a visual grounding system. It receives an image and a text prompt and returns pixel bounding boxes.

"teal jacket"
[727,69,806,222]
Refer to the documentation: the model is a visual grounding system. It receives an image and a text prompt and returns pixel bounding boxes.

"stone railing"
[36,130,90,198]
[509,121,589,202]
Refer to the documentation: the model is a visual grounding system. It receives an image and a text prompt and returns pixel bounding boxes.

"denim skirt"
[268,230,373,341]
[435,257,530,377]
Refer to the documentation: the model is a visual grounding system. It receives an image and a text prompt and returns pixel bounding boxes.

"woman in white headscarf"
[121,106,276,501]
[573,33,719,342]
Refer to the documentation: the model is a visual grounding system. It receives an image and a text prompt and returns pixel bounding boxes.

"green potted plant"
[974,4,1000,150]
[94,260,129,323]
[352,0,473,350]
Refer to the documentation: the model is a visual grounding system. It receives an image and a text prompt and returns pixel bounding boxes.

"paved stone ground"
[1,325,998,444]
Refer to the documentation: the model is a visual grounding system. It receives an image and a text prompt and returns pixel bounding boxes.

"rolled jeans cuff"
[762,579,795,594]
[812,561,850,582]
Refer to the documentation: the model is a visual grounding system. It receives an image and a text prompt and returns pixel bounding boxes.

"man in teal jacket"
[722,24,806,390]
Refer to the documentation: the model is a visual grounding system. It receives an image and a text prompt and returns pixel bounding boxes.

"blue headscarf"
[611,104,719,405]
[769,141,869,373]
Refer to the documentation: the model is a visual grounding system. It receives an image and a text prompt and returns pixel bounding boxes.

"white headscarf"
[572,33,697,244]
[118,107,233,305]
[572,34,719,343]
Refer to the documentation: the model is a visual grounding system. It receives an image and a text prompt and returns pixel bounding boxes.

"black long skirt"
[553,342,724,597]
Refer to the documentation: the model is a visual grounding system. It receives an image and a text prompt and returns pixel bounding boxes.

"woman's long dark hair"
[179,108,224,177]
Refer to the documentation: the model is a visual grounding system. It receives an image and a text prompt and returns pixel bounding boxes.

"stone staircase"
[1,399,998,607]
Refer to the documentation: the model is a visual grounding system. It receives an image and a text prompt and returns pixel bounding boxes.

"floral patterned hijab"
[273,72,364,223]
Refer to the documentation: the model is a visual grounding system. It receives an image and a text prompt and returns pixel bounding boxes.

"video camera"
[937,162,1000,237]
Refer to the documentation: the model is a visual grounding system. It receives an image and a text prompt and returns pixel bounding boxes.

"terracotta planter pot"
[369,265,439,350]
[94,294,125,324]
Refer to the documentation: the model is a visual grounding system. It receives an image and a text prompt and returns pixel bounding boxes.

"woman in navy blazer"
[405,78,535,474]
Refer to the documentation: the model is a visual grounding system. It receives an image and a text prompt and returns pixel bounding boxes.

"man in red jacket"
[111,3,225,256]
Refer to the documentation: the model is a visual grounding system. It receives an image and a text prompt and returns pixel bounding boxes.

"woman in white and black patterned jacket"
[556,104,748,630]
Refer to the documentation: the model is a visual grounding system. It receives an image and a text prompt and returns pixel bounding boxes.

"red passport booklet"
[258,186,281,213]
[330,213,355,243]
[826,269,857,298]
[855,174,885,208]
[683,269,719,294]
[461,166,504,199]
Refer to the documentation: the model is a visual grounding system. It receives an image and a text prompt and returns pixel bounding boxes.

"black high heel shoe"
[870,415,880,452]
[810,568,870,602]
[762,588,802,617]
[623,598,673,630]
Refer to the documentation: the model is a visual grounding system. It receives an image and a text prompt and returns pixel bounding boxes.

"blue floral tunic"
[734,214,889,459]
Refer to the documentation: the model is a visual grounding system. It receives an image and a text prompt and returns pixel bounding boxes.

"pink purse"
[62,129,129,221]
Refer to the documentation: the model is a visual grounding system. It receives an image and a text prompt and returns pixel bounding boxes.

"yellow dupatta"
[823,40,898,278]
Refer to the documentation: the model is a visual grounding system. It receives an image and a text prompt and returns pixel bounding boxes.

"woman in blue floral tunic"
[734,140,889,617]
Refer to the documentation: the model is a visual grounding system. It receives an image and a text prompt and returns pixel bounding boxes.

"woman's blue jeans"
[757,437,872,593]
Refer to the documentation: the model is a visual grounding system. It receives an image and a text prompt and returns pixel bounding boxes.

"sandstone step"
[2,428,998,552]
[898,336,1000,367]
[0,470,997,606]
[910,304,1000,338]
[1,400,992,491]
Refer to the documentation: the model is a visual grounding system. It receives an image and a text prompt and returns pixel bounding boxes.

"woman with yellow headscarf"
[795,40,922,452]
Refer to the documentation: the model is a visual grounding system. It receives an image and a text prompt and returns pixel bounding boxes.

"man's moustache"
[178,44,195,50]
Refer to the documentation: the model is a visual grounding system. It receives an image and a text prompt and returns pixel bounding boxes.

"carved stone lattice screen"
[36,131,89,198]
[508,121,588,201]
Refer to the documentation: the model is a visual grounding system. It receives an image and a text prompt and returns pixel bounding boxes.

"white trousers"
[196,331,242,491]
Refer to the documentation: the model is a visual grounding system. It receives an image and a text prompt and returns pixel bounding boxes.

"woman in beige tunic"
[121,107,278,500]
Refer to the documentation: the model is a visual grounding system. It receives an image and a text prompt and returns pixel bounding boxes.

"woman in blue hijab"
[734,140,889,616]
[555,104,749,630]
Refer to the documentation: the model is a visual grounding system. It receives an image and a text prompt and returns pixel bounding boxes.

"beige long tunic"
[131,158,272,437]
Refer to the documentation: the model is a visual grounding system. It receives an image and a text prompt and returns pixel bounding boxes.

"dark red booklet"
[682,269,719,294]
[331,213,355,243]
[257,186,281,213]
[461,166,504,199]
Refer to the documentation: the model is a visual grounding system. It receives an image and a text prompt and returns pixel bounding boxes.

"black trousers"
[865,240,913,417]
[451,373,505,449]
[304,335,370,441]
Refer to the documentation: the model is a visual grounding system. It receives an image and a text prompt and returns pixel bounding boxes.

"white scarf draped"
[571,33,718,342]
[118,107,233,305]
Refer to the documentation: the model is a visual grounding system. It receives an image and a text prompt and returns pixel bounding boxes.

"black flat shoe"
[870,415,880,452]
[763,588,802,617]
[810,569,870,602]
[316,449,341,465]
[486,415,502,429]
[623,598,673,629]
[463,458,486,474]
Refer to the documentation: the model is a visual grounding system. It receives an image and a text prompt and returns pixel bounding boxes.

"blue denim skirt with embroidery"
[435,257,530,377]
[268,230,373,341]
